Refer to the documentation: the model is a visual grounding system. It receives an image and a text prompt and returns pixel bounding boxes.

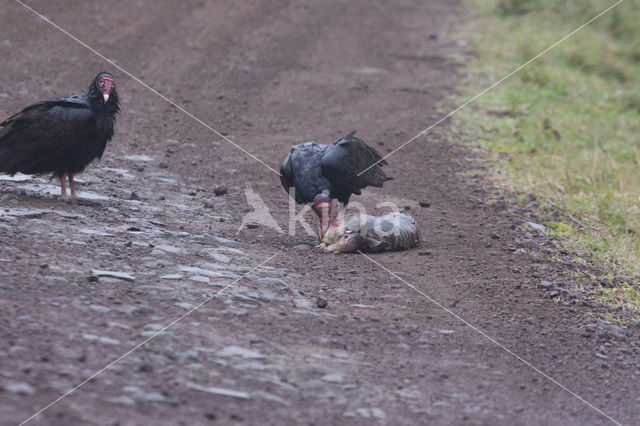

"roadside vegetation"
[453,0,640,319]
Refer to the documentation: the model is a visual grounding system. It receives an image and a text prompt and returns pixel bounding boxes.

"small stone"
[418,251,432,256]
[4,382,35,396]
[594,352,608,360]
[371,408,386,419]
[91,270,136,282]
[187,382,251,399]
[203,200,214,209]
[158,162,168,169]
[549,290,560,299]
[214,186,228,196]
[418,199,431,208]
[537,280,553,290]
[321,373,344,383]
[141,392,174,404]
[218,346,264,359]
[525,221,546,233]
[108,395,136,406]
[438,329,454,334]
[524,316,536,324]
[89,304,111,313]
[129,191,140,200]
[491,234,501,240]
[316,297,328,309]
[245,223,259,229]
[630,319,640,329]
[179,349,200,362]
[160,274,183,280]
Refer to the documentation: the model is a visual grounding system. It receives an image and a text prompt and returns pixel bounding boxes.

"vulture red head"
[94,72,116,104]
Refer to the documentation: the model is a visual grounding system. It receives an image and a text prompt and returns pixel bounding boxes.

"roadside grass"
[453,0,640,320]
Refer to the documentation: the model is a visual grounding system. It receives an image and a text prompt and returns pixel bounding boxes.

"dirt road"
[0,1,638,425]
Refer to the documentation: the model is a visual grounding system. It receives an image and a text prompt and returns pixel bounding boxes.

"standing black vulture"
[0,71,119,200]
[280,131,392,239]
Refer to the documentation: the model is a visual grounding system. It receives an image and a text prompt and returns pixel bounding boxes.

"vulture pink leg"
[59,174,68,199]
[69,173,77,200]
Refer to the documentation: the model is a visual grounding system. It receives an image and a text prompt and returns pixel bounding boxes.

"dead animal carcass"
[320,212,420,253]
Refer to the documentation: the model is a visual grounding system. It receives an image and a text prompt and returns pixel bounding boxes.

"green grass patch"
[453,0,640,318]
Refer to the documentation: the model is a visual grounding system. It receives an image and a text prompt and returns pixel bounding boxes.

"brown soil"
[0,1,638,425]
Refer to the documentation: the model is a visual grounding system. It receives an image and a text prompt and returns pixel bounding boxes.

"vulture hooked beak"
[313,194,332,241]
[97,76,115,104]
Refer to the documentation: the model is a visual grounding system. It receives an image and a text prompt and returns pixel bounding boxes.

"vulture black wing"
[0,94,97,175]
[280,141,332,204]
[320,131,392,203]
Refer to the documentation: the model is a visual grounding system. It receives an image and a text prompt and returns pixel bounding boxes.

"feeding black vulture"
[0,71,119,200]
[280,131,392,238]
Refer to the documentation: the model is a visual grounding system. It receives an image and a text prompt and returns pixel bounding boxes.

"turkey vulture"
[0,71,119,200]
[280,131,392,238]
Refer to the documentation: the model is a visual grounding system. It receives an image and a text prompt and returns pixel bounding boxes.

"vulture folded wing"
[0,96,94,175]
[320,131,392,194]
[280,142,332,204]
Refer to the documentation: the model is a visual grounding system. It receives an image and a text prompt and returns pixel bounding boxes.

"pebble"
[549,290,560,299]
[254,277,289,289]
[82,334,121,345]
[89,304,111,313]
[371,408,386,419]
[418,199,431,208]
[4,382,35,396]
[214,186,228,196]
[316,297,328,309]
[107,395,136,406]
[438,329,455,334]
[187,382,251,399]
[537,280,553,290]
[90,270,136,282]
[141,392,174,404]
[525,221,546,233]
[294,297,313,309]
[160,274,183,280]
[218,346,265,359]
[321,373,344,383]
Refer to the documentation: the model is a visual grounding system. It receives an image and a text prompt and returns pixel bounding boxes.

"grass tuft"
[454,0,640,319]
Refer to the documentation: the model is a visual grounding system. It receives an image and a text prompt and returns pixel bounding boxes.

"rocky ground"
[0,0,638,425]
